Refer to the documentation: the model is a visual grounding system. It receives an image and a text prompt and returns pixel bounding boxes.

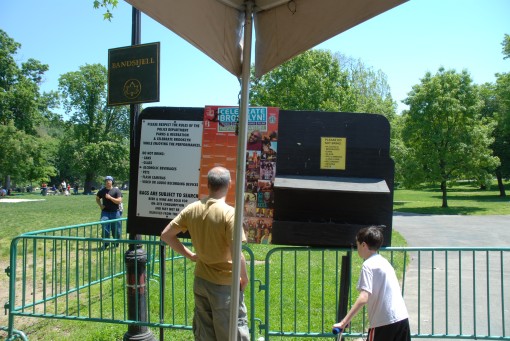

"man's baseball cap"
[105,176,114,182]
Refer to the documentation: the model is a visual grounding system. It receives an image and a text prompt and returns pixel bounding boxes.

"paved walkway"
[394,213,510,247]
[393,213,510,340]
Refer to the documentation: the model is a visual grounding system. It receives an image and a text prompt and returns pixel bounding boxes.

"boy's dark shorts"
[368,318,411,341]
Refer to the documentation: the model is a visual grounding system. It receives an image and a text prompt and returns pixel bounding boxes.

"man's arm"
[161,222,197,261]
[95,195,104,209]
[105,189,122,205]
[239,251,249,291]
[105,194,122,205]
[333,290,370,330]
[231,243,249,291]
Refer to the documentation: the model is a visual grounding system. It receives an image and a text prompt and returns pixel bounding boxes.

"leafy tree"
[0,30,58,188]
[336,54,397,120]
[250,50,348,111]
[401,68,499,207]
[336,54,400,170]
[58,63,129,193]
[478,34,510,197]
[93,0,119,20]
[492,34,510,196]
[0,123,31,185]
[250,50,397,119]
[249,49,401,181]
[0,29,19,91]
[502,33,510,60]
[494,72,510,178]
[0,122,56,186]
[389,114,408,186]
[0,30,58,134]
[479,82,509,196]
[25,136,58,186]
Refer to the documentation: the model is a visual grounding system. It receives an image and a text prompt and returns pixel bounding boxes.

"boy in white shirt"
[333,226,411,340]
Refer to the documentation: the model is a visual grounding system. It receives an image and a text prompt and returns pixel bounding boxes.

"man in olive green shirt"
[161,166,249,341]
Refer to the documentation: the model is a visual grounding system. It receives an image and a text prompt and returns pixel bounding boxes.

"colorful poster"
[200,106,279,244]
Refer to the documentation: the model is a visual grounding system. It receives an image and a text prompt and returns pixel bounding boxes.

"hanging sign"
[107,42,160,106]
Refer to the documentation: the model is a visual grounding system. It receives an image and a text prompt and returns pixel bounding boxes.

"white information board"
[136,119,203,218]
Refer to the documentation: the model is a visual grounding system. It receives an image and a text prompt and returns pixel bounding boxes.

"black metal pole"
[124,242,155,341]
[159,245,166,341]
[124,7,155,341]
[337,251,351,340]
[130,6,141,146]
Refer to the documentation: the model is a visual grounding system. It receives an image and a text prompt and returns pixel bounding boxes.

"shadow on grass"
[411,181,509,194]
[395,206,487,215]
[429,194,509,202]
[444,187,502,193]
[420,187,483,193]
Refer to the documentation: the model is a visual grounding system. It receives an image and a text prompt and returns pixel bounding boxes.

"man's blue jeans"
[100,210,121,247]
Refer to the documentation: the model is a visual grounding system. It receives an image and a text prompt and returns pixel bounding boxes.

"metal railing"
[261,246,509,340]
[398,247,509,339]
[2,220,509,340]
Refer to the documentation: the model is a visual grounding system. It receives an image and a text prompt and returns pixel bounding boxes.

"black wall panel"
[272,110,394,247]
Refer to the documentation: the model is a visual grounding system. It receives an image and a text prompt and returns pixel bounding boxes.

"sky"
[1,0,509,115]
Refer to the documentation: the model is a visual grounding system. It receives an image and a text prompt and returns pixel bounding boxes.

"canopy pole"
[229,2,253,341]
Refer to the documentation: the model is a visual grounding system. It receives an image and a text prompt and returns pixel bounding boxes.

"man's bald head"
[207,167,231,193]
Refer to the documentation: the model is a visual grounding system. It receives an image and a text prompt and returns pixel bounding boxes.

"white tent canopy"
[122,1,407,340]
[123,0,407,78]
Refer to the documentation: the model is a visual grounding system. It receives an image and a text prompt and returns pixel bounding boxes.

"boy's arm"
[333,290,370,330]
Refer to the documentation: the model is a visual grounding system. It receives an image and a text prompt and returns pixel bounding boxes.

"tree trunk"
[4,175,11,193]
[496,170,506,197]
[441,180,448,208]
[83,172,95,195]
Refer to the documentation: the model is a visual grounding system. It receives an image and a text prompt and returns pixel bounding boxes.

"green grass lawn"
[0,191,118,258]
[394,181,509,215]
[0,181,508,340]
[1,180,507,243]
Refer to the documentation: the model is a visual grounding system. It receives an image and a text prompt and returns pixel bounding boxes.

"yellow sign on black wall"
[108,42,160,106]
[320,137,346,170]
